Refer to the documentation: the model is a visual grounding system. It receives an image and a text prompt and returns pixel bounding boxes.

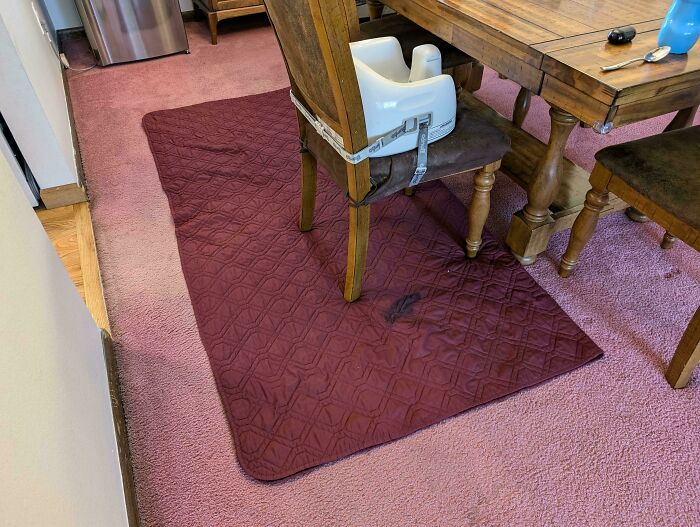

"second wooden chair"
[560,126,700,388]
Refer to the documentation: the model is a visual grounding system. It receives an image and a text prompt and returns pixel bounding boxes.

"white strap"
[290,90,430,166]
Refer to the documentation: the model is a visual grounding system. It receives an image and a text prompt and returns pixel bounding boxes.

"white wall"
[0,151,129,526]
[0,2,79,190]
[45,0,194,31]
[42,0,81,30]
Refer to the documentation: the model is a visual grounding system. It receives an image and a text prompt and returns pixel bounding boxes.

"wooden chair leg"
[666,306,700,389]
[464,62,484,93]
[366,0,385,20]
[661,232,677,250]
[559,186,609,277]
[299,149,317,232]
[452,63,469,95]
[344,205,370,302]
[466,161,499,258]
[208,13,218,45]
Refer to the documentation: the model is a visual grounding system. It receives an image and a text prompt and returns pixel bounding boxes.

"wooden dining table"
[367,0,700,264]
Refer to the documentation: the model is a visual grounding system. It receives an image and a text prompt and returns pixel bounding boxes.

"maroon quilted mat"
[144,89,602,481]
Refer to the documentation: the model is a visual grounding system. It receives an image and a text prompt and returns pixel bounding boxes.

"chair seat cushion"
[595,126,700,230]
[305,103,510,205]
[360,15,475,69]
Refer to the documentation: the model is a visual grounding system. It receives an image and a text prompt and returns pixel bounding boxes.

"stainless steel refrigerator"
[75,0,189,66]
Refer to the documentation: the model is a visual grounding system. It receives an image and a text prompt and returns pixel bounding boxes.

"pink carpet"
[66,17,700,526]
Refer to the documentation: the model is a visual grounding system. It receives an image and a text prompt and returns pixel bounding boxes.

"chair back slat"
[264,0,367,153]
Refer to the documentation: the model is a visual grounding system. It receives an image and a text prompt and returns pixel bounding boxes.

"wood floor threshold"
[37,201,111,333]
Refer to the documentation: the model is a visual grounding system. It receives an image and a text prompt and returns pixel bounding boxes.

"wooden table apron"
[369,0,700,263]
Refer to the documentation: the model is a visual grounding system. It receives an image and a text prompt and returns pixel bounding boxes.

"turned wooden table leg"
[513,87,531,128]
[506,107,579,265]
[666,306,700,389]
[627,104,699,223]
[366,0,384,20]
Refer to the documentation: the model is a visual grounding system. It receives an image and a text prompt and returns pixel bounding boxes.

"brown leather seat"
[305,104,511,205]
[595,126,700,230]
[360,14,475,70]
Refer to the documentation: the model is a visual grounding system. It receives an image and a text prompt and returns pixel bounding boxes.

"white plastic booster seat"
[349,37,457,157]
[291,36,457,184]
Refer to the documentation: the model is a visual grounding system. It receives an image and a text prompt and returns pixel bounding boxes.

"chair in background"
[559,126,700,388]
[193,0,266,45]
[263,0,510,302]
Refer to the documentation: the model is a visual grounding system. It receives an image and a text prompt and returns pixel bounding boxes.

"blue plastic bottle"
[658,0,700,54]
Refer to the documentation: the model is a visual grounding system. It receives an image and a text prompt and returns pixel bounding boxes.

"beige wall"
[0,2,79,190]
[0,152,128,526]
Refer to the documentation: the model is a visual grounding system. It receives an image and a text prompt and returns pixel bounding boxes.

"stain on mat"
[385,292,422,324]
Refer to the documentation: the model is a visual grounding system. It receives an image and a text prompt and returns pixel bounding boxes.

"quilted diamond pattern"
[143,89,602,481]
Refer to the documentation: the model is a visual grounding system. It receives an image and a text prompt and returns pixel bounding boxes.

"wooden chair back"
[263,0,367,159]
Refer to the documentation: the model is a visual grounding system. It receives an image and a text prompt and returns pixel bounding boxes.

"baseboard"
[40,183,87,209]
[53,28,91,209]
[56,27,86,53]
[102,331,140,527]
[181,9,197,22]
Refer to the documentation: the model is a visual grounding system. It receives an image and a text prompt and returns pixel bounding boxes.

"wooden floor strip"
[37,202,111,332]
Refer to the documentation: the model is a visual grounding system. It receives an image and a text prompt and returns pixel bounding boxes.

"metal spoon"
[600,46,671,72]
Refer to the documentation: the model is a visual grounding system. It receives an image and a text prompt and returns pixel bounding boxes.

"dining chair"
[263,0,510,302]
[559,126,700,388]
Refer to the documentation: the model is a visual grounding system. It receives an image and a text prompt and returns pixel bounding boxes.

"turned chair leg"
[666,306,700,389]
[661,232,677,250]
[344,205,371,302]
[559,185,609,277]
[466,161,499,258]
[299,149,317,232]
[208,13,218,45]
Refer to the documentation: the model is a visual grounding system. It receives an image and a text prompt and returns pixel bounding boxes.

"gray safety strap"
[290,91,431,172]
[409,119,430,186]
